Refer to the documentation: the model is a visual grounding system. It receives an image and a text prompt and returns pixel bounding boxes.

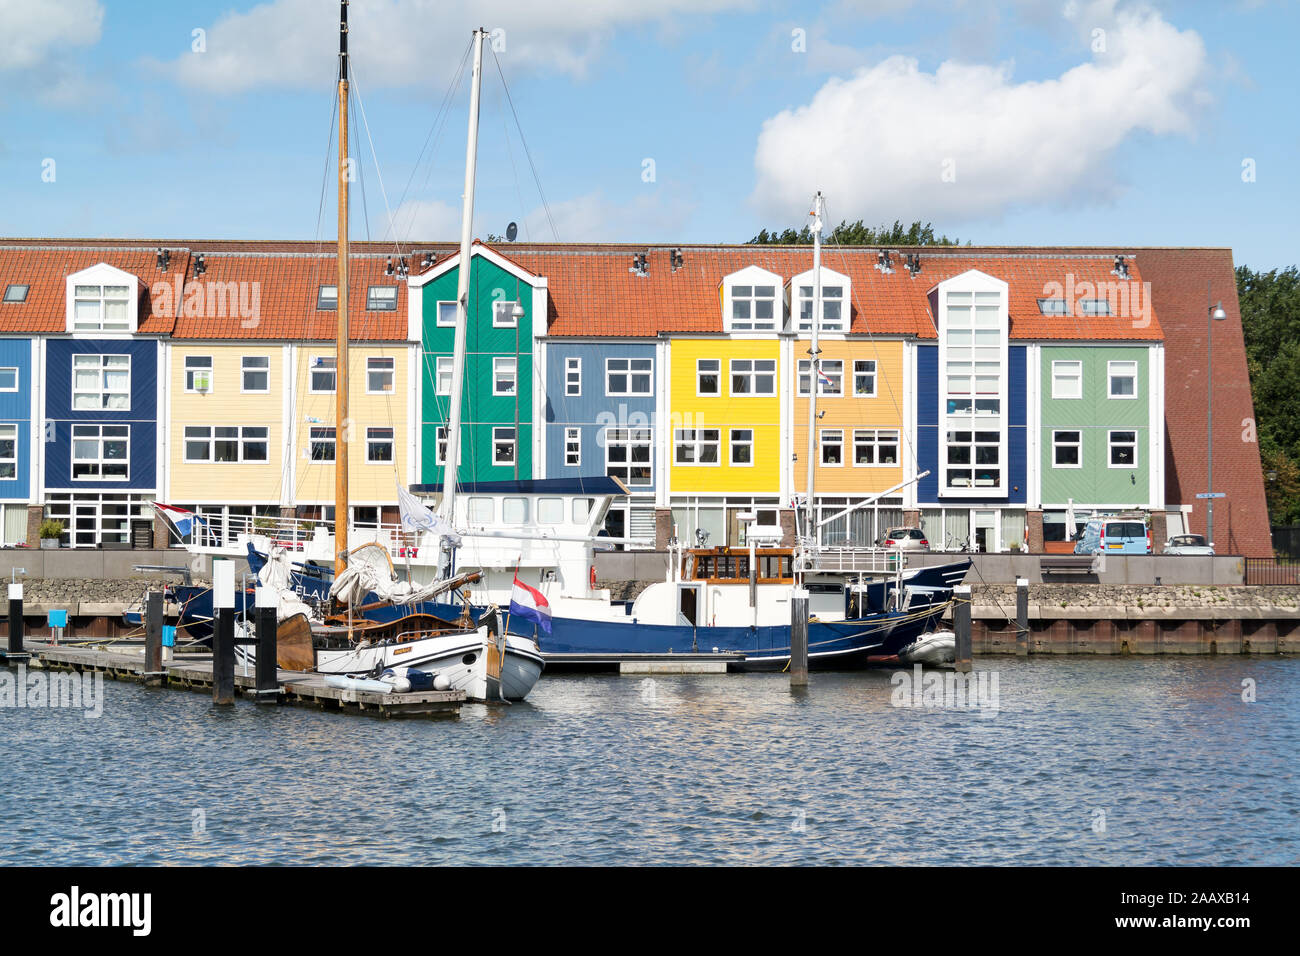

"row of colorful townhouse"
[0,239,1271,555]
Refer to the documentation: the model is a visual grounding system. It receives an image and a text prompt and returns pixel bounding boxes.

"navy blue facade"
[543,340,657,493]
[916,343,1026,506]
[44,338,158,491]
[0,338,33,501]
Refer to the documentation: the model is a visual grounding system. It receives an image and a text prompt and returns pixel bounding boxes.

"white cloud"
[161,0,752,93]
[521,190,696,243]
[751,1,1209,223]
[386,198,463,241]
[0,0,102,71]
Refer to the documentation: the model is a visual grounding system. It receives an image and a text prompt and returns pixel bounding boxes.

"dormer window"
[790,267,850,333]
[65,263,139,334]
[721,266,783,332]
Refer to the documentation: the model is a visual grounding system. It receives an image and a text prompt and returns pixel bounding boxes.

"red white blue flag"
[509,575,552,635]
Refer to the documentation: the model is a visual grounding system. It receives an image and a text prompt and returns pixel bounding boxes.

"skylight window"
[317,285,338,311]
[1079,298,1111,316]
[366,286,398,311]
[1037,298,1068,316]
[3,284,28,304]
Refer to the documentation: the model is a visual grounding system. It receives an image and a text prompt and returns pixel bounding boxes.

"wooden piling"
[790,587,809,687]
[254,586,279,704]
[1015,577,1029,657]
[212,561,236,706]
[954,584,972,673]
[143,591,164,679]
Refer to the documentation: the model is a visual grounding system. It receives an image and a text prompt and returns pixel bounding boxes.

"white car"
[1164,533,1215,555]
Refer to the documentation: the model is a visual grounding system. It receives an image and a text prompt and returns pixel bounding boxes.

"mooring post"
[143,590,164,682]
[790,586,809,687]
[954,584,972,673]
[212,560,236,705]
[254,586,279,704]
[6,579,25,659]
[1015,576,1030,657]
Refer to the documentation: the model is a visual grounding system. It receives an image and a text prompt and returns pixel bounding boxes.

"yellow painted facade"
[669,338,781,494]
[169,344,286,503]
[294,345,410,505]
[792,338,906,494]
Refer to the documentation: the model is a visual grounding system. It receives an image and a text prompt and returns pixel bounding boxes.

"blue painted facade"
[916,344,1026,506]
[44,338,158,491]
[543,340,658,493]
[0,338,33,501]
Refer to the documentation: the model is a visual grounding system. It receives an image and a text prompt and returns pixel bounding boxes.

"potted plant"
[39,519,65,549]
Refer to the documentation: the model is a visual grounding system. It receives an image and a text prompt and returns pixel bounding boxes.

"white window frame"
[852,360,876,397]
[493,426,516,466]
[1108,429,1139,469]
[674,428,721,466]
[366,426,395,464]
[493,300,519,328]
[852,428,899,467]
[72,354,131,411]
[697,358,721,396]
[184,355,213,393]
[1052,429,1083,469]
[435,426,448,466]
[493,356,518,397]
[791,266,850,333]
[308,426,336,462]
[309,356,336,394]
[564,427,581,467]
[70,284,132,333]
[183,425,269,463]
[1051,360,1083,400]
[0,423,16,480]
[729,358,777,397]
[241,355,270,393]
[721,266,783,332]
[0,367,18,392]
[819,428,844,467]
[605,357,653,397]
[366,356,395,394]
[1108,360,1138,399]
[565,357,581,397]
[71,424,129,480]
[604,427,653,487]
[435,356,453,396]
[797,359,843,397]
[436,300,458,327]
[729,428,753,467]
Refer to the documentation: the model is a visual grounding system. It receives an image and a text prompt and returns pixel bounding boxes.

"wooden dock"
[12,641,465,718]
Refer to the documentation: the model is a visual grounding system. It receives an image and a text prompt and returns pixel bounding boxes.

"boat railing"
[804,548,905,574]
[185,511,422,555]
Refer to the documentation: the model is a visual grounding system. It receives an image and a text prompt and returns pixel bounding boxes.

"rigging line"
[350,64,406,261]
[494,75,531,243]
[389,37,473,240]
[491,48,559,241]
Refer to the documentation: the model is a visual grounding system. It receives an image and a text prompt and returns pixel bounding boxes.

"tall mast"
[334,0,351,575]
[803,192,825,549]
[438,27,487,524]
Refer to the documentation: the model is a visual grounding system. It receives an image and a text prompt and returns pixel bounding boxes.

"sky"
[0,0,1296,270]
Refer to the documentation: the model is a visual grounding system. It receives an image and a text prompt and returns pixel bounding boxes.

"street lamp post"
[1207,283,1227,547]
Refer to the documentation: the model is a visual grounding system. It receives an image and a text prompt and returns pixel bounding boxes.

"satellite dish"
[505,222,518,242]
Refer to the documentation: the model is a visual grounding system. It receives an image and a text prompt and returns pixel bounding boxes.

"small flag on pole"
[154,503,200,537]
[509,575,552,636]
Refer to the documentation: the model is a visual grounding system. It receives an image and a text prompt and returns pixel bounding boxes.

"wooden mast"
[335,0,350,576]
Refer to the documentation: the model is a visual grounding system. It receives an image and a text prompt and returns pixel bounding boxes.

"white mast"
[439,27,487,526]
[803,192,825,550]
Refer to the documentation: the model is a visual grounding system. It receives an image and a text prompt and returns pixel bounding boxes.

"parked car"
[1073,516,1151,555]
[1164,533,1214,556]
[878,527,930,551]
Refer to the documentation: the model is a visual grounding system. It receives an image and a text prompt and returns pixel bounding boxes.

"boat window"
[468,497,493,524]
[503,497,529,524]
[573,497,593,522]
[538,497,564,525]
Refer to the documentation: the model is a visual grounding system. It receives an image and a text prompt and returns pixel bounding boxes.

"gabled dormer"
[788,265,850,333]
[720,265,783,333]
[66,263,140,335]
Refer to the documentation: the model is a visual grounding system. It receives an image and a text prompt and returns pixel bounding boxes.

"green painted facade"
[1040,345,1151,506]
[420,253,535,483]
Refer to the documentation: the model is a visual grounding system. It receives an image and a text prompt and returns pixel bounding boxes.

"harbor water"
[1,657,1296,865]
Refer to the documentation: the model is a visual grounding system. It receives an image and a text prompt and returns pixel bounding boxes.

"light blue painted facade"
[0,338,32,501]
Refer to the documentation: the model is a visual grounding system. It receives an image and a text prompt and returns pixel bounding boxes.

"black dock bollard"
[790,587,809,687]
[6,580,25,659]
[212,561,236,706]
[143,590,164,679]
[1015,577,1029,657]
[254,586,279,704]
[954,584,972,673]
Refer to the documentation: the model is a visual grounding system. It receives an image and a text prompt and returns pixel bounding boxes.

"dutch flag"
[509,575,552,636]
[154,503,202,538]
[817,367,834,387]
